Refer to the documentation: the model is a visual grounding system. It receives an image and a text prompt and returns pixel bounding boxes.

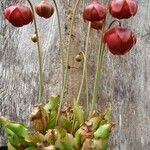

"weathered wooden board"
[0,0,150,149]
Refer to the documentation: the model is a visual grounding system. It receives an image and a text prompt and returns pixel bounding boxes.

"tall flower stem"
[89,0,111,117]
[71,22,91,132]
[27,0,44,103]
[76,52,86,103]
[56,0,81,124]
[90,25,106,118]
[84,22,91,115]
[77,22,91,104]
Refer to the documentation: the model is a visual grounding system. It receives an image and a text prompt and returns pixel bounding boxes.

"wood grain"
[0,0,150,149]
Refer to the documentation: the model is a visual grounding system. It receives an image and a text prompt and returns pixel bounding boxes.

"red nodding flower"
[3,5,33,27]
[109,0,138,19]
[83,2,106,22]
[35,0,54,19]
[103,27,136,55]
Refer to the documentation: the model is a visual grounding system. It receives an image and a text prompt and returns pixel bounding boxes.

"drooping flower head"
[103,27,136,55]
[109,0,138,19]
[83,2,106,22]
[4,5,33,27]
[35,0,54,19]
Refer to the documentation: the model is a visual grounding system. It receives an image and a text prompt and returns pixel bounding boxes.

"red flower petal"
[110,0,124,13]
[94,4,106,19]
[106,33,123,54]
[19,5,33,24]
[127,0,138,16]
[91,6,100,21]
[116,27,131,43]
[3,5,16,20]
[121,35,135,53]
[103,28,115,43]
[8,7,25,27]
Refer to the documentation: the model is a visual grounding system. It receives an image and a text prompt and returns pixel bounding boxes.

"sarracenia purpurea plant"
[1,0,138,149]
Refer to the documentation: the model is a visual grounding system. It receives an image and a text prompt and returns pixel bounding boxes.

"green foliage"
[1,99,113,150]
[73,101,85,126]
[94,124,112,139]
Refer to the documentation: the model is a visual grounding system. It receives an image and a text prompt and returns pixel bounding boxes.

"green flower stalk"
[76,21,91,119]
[56,0,82,125]
[27,0,44,103]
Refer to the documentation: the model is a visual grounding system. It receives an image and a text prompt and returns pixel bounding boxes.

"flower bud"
[3,5,33,27]
[103,27,136,55]
[109,0,138,19]
[83,2,106,22]
[35,0,54,19]
[31,33,38,43]
[30,105,49,133]
[75,54,82,62]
